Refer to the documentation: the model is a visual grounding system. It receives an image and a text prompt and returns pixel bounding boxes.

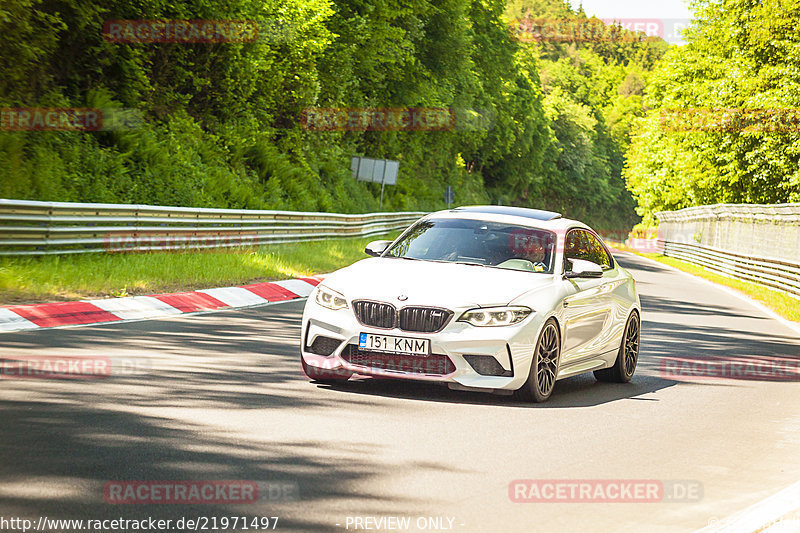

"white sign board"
[351,157,399,185]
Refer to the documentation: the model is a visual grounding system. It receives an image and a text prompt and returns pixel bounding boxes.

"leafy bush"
[1,0,665,230]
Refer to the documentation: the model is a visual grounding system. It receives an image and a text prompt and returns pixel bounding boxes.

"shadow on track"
[315,371,677,409]
[0,301,434,531]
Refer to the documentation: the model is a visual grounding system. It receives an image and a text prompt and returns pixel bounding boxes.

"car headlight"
[315,285,348,310]
[458,306,532,327]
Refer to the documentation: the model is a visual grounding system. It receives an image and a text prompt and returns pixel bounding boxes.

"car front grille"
[352,300,396,329]
[341,345,455,375]
[352,301,453,333]
[398,306,453,333]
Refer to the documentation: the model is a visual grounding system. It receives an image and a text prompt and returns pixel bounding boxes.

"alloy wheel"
[624,314,640,376]
[536,323,560,395]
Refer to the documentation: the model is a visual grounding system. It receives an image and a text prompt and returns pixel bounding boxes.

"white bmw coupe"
[300,206,641,402]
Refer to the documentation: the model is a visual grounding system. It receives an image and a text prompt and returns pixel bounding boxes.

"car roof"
[425,206,589,232]
[450,205,562,221]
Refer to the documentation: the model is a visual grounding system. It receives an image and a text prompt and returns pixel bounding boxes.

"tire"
[301,354,352,383]
[594,311,640,383]
[515,318,561,403]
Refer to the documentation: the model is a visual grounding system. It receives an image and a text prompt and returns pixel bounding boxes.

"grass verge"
[606,241,800,324]
[0,233,397,305]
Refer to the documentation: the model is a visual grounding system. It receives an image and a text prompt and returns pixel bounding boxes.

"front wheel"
[594,311,639,383]
[515,318,561,403]
[301,354,352,383]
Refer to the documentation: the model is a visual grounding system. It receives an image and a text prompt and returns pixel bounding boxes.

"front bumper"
[300,300,545,392]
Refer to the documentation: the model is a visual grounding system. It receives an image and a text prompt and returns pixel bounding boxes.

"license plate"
[359,333,430,355]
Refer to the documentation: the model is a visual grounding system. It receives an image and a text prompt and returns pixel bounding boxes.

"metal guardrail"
[655,203,800,262]
[660,241,800,298]
[0,199,426,256]
[655,203,800,299]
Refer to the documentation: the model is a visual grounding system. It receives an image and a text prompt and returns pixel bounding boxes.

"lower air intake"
[341,345,455,375]
[463,355,513,377]
[308,335,341,356]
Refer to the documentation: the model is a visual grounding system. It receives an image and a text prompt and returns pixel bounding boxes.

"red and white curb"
[0,277,322,333]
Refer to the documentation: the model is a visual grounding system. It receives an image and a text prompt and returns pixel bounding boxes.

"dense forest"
[7,1,796,232]
[0,0,667,231]
[624,0,800,223]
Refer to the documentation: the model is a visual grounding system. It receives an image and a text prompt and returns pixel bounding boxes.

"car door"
[560,230,615,363]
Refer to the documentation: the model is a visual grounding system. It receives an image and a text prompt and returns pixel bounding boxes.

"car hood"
[322,257,555,308]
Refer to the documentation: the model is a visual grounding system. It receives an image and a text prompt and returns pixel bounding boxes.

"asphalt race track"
[1,252,799,532]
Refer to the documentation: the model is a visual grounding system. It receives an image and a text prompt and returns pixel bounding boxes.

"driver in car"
[523,239,548,272]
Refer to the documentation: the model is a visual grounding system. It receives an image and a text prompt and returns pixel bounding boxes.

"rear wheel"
[515,318,560,403]
[301,354,352,383]
[594,311,639,383]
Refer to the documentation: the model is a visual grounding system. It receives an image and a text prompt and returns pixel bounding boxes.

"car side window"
[563,230,586,271]
[583,231,613,269]
[564,230,613,271]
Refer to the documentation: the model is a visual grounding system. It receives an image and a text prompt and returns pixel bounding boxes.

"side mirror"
[365,240,392,257]
[565,258,603,279]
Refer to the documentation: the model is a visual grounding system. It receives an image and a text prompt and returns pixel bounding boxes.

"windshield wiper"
[391,257,490,267]
[452,261,490,267]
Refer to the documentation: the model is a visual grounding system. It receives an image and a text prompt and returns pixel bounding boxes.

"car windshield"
[384,218,557,274]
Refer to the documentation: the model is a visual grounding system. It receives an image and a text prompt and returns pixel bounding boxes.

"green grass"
[7,233,797,324]
[0,233,398,305]
[605,241,800,323]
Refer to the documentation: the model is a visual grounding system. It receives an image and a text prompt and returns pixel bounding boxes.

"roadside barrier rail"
[0,199,425,255]
[655,203,800,298]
